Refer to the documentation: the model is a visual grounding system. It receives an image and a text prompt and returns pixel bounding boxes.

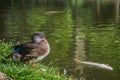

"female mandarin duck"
[6,32,50,62]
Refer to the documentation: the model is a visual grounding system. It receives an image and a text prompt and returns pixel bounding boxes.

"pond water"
[0,0,120,80]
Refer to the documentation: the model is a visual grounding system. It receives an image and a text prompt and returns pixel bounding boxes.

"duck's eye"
[39,35,44,38]
[38,36,41,38]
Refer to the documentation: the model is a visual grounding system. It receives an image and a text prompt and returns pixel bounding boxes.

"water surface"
[0,0,120,80]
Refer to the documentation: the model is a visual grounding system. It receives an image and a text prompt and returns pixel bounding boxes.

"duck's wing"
[12,42,38,51]
[21,42,49,62]
[6,42,39,60]
[17,42,42,61]
[12,42,39,54]
[20,43,42,61]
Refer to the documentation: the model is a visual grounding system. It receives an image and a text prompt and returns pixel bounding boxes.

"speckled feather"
[6,32,50,62]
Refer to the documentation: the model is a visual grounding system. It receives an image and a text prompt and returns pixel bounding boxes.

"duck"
[6,32,50,63]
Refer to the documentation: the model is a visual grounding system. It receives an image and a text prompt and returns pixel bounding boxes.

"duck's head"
[31,32,45,43]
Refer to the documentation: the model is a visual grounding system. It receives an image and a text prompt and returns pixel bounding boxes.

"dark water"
[0,0,120,80]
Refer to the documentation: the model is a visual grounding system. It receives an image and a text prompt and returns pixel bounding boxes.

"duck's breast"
[36,42,50,61]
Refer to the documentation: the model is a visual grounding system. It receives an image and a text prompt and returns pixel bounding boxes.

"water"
[0,0,120,80]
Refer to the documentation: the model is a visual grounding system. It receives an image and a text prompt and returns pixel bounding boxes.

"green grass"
[0,42,70,80]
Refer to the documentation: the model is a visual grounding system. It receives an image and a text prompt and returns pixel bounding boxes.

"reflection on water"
[0,0,120,80]
[72,27,86,80]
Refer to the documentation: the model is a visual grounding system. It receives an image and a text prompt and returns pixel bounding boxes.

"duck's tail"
[5,53,21,61]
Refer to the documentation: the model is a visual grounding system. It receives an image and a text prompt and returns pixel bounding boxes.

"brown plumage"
[6,32,50,62]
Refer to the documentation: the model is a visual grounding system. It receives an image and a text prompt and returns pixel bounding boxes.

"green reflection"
[0,0,120,80]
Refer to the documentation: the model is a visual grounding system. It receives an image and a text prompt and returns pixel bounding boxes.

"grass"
[0,42,70,80]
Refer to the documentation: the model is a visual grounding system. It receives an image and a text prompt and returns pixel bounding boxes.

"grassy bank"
[0,42,70,80]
